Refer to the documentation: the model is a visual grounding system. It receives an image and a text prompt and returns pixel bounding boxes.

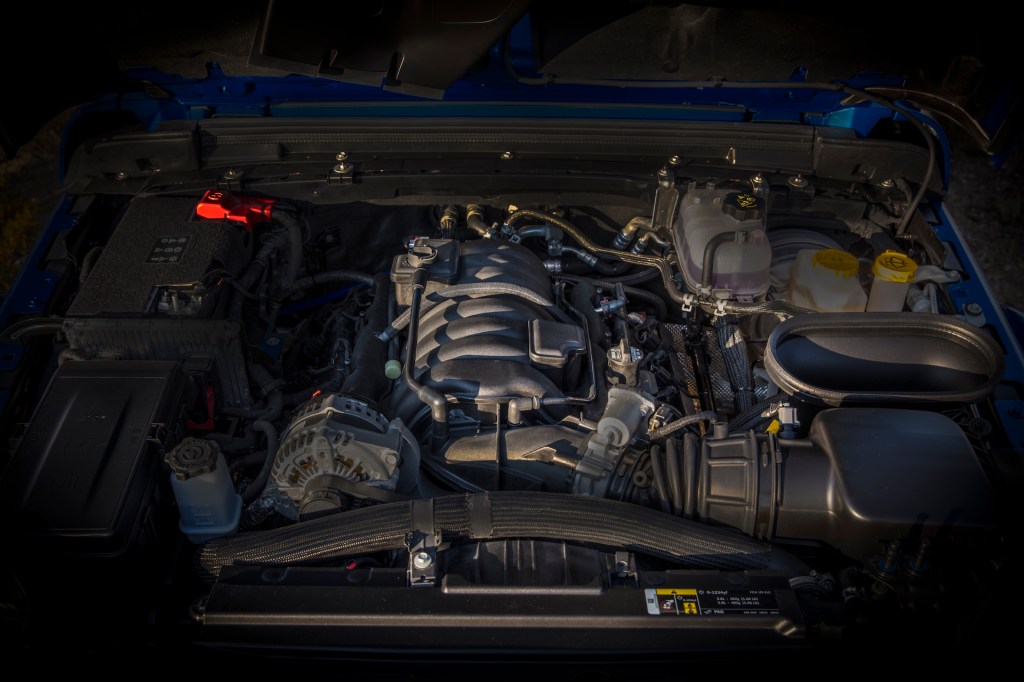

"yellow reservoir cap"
[872,250,918,283]
[812,249,859,278]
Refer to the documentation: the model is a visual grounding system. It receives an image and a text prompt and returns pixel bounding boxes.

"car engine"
[0,167,1013,652]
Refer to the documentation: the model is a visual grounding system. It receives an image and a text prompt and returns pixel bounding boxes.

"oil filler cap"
[722,192,764,221]
[166,438,219,480]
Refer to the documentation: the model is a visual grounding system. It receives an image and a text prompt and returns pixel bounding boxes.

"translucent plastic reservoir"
[788,249,867,313]
[165,438,241,543]
[673,183,772,299]
[867,250,918,312]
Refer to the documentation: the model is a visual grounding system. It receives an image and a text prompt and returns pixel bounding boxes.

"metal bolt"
[878,539,901,574]
[667,154,681,166]
[751,172,765,185]
[910,538,931,572]
[335,151,348,161]
[964,302,983,316]
[880,178,894,188]
[222,168,241,181]
[412,551,433,569]
[265,336,280,347]
[332,162,352,174]
[787,174,809,188]
[115,171,128,181]
[500,151,514,160]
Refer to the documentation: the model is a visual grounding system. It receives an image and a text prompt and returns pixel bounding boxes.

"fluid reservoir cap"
[384,359,402,380]
[813,249,860,278]
[722,192,765,221]
[872,250,918,283]
[165,438,219,480]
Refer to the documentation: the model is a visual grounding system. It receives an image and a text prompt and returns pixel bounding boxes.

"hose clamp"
[407,498,439,587]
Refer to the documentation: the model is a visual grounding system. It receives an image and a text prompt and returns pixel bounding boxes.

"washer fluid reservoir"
[788,249,867,312]
[673,183,772,299]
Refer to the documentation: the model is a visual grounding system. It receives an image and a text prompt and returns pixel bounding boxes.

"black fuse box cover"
[0,361,190,556]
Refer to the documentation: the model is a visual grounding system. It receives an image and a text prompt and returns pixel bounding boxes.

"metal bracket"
[327,161,355,185]
[651,165,680,234]
[407,498,439,587]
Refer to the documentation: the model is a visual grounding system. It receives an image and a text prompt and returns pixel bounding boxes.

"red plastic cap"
[196,190,275,230]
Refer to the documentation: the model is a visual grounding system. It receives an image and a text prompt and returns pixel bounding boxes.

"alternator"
[270,394,419,518]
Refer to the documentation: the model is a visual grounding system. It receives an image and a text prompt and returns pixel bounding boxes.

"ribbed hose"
[554,274,668,320]
[715,315,755,413]
[379,282,570,342]
[198,491,804,579]
[506,209,688,306]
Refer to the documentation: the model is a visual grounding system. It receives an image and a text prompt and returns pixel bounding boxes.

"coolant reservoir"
[788,249,867,313]
[165,438,241,543]
[673,183,772,299]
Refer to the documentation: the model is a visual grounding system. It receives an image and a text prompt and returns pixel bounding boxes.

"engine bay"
[0,163,1017,654]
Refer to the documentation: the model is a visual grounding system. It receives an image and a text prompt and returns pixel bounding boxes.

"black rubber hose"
[556,265,659,286]
[466,205,489,236]
[242,419,279,504]
[555,274,668,320]
[198,491,806,579]
[665,437,685,517]
[339,272,391,404]
[402,270,448,445]
[592,258,632,276]
[287,269,375,295]
[701,231,740,291]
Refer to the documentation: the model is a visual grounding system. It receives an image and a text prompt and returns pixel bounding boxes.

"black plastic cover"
[699,409,996,558]
[776,408,996,556]
[67,196,246,317]
[529,319,586,368]
[763,313,1004,407]
[0,361,190,555]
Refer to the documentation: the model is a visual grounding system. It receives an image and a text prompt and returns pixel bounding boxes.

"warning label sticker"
[645,588,780,616]
[146,236,191,264]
